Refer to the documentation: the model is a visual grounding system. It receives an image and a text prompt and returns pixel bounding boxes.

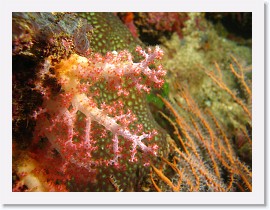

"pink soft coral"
[30,46,166,191]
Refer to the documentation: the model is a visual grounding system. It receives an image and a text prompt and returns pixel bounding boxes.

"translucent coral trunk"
[32,45,168,191]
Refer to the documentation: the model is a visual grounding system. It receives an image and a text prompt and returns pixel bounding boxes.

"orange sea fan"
[150,57,252,192]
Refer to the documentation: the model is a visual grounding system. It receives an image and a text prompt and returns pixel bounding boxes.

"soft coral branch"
[33,45,166,175]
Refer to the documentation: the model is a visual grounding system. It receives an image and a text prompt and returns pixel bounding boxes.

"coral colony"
[33,46,165,176]
[12,13,169,192]
[12,12,252,192]
[17,48,167,192]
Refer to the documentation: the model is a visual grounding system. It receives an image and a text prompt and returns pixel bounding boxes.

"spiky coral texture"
[29,46,166,191]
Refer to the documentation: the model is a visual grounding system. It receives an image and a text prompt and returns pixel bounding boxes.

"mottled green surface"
[12,12,168,192]
[78,13,168,191]
[79,13,144,57]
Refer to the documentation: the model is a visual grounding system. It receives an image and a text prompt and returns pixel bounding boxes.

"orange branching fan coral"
[150,56,252,192]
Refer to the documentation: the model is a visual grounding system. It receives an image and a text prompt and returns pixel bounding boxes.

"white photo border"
[1,0,265,205]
